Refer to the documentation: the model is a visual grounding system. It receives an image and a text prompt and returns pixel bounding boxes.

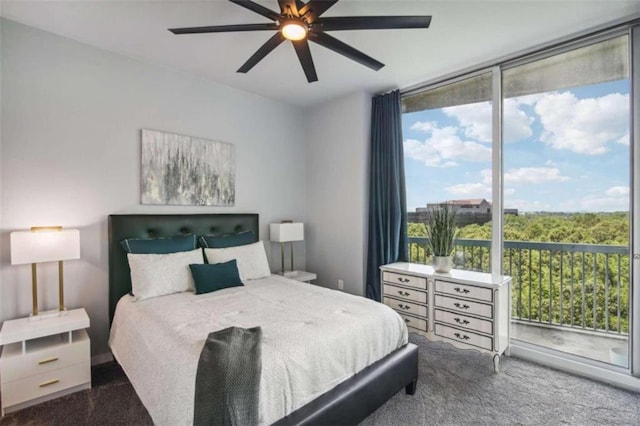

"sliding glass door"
[402,25,639,375]
[501,35,631,367]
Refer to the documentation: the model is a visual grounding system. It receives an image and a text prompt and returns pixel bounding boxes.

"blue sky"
[403,80,630,213]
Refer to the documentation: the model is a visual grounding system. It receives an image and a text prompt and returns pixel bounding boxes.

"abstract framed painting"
[141,129,235,206]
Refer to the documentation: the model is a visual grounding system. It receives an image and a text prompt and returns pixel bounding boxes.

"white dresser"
[0,308,91,415]
[381,262,511,372]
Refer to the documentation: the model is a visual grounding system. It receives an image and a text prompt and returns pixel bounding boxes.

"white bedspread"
[109,274,408,426]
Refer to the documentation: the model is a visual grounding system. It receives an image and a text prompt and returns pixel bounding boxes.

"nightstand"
[0,308,91,415]
[284,270,317,283]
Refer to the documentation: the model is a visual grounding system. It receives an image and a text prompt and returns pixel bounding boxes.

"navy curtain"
[365,89,408,301]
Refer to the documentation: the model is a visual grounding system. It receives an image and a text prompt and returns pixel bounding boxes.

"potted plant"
[425,205,458,273]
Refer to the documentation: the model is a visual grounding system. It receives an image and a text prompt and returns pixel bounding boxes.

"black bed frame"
[108,213,418,426]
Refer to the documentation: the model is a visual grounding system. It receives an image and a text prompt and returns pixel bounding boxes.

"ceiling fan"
[169,0,431,83]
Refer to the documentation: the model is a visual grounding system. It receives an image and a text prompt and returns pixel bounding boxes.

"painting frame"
[140,129,236,206]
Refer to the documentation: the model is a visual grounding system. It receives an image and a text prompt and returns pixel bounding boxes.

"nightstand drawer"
[435,280,493,302]
[435,309,493,335]
[1,330,89,383]
[382,272,427,290]
[435,323,493,351]
[383,284,427,304]
[435,295,493,319]
[2,362,91,408]
[384,297,427,318]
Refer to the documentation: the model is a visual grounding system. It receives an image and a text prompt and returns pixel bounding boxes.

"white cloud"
[445,182,491,196]
[442,102,492,142]
[403,125,492,168]
[617,132,630,146]
[410,121,438,133]
[503,167,569,185]
[442,99,534,143]
[480,167,568,185]
[535,92,629,155]
[579,196,628,211]
[605,186,629,197]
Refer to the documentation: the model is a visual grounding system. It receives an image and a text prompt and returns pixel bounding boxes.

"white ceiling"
[2,0,640,107]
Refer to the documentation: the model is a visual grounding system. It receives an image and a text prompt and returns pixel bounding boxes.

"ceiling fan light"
[281,21,307,41]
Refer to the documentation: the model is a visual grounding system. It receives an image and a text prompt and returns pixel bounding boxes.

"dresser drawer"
[384,297,427,318]
[435,280,493,302]
[383,284,427,304]
[435,295,493,319]
[435,309,493,335]
[1,331,90,383]
[435,324,493,351]
[398,313,427,332]
[382,272,427,290]
[1,362,91,408]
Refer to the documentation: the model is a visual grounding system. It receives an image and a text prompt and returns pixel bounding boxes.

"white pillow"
[128,248,204,301]
[205,241,271,281]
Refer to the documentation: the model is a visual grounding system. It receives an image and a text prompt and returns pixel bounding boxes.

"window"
[402,28,635,373]
[402,73,492,271]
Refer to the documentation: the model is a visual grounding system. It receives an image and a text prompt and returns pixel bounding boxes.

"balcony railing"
[408,237,629,336]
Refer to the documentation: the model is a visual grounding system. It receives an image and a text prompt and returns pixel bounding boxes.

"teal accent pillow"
[189,260,244,295]
[120,234,197,254]
[198,230,255,249]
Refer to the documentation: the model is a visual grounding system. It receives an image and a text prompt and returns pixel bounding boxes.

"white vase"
[433,256,453,273]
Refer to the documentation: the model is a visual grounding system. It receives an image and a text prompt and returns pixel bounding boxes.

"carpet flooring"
[2,333,640,425]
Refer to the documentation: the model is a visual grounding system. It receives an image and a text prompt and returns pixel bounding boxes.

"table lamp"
[270,222,304,277]
[10,227,80,318]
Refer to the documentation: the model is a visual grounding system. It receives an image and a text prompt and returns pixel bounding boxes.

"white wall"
[0,19,306,358]
[305,91,370,296]
[0,12,3,323]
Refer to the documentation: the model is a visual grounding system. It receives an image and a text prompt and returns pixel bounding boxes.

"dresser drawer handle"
[398,304,411,310]
[397,277,410,283]
[454,287,470,294]
[404,318,411,324]
[38,357,59,365]
[454,302,470,310]
[454,317,470,325]
[454,332,470,341]
[39,379,60,388]
[398,290,411,297]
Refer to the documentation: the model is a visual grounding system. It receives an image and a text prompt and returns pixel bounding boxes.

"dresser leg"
[405,378,418,395]
[493,354,500,373]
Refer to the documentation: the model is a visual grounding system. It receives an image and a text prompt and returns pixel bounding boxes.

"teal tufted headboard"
[108,213,259,325]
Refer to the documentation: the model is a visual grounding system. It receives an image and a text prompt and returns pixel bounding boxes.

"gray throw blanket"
[194,326,262,426]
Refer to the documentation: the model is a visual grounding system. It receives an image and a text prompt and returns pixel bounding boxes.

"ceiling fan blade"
[229,0,281,21]
[308,31,383,71]
[169,23,278,34]
[313,16,431,31]
[292,39,318,83]
[299,0,338,23]
[237,33,286,73]
[278,0,299,16]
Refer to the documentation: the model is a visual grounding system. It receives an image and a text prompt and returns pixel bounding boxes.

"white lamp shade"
[270,223,304,242]
[10,229,80,265]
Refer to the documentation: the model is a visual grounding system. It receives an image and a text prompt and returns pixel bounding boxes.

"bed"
[108,213,418,425]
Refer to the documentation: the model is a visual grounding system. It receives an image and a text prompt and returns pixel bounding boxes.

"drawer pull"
[454,287,470,294]
[39,379,60,388]
[397,277,410,283]
[404,318,411,324]
[454,302,470,310]
[38,357,59,365]
[398,304,411,310]
[454,332,470,341]
[398,290,411,297]
[454,317,470,325]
